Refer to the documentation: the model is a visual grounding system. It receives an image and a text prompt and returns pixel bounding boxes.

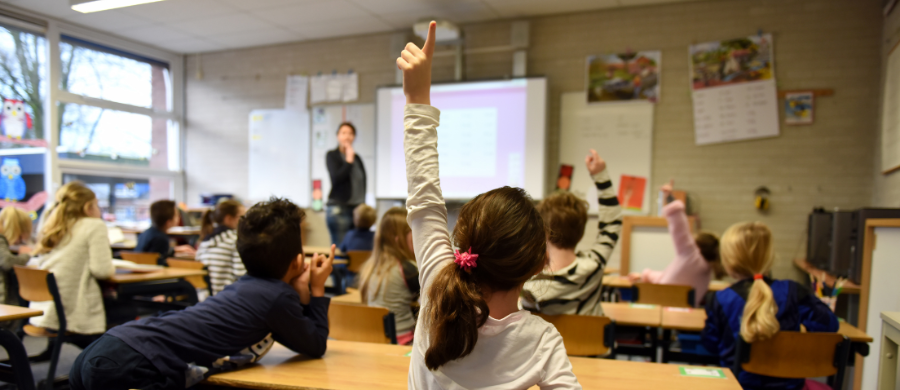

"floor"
[0,336,81,389]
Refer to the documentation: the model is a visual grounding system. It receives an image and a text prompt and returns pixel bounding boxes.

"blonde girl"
[358,207,419,345]
[30,181,114,340]
[398,22,580,388]
[701,221,838,389]
[0,207,32,304]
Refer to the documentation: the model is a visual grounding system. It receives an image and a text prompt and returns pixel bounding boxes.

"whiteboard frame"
[882,40,900,175]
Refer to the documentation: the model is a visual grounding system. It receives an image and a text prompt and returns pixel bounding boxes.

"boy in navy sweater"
[70,198,334,390]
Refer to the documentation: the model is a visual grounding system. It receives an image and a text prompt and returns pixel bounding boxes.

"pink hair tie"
[454,248,478,272]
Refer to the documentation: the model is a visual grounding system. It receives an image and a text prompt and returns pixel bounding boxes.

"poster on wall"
[587,51,661,103]
[690,34,780,145]
[784,92,814,125]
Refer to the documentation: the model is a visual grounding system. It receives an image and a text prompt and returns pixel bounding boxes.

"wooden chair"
[14,266,82,390]
[631,283,695,308]
[537,313,615,357]
[328,302,396,344]
[166,258,208,290]
[120,251,160,266]
[345,250,371,274]
[734,331,851,389]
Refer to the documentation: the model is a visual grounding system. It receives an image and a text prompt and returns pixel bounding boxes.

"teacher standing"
[326,122,366,246]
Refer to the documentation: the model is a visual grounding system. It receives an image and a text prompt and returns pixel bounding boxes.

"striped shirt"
[521,169,623,316]
[197,227,245,295]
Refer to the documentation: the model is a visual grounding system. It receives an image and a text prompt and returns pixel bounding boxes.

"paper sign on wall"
[618,175,647,211]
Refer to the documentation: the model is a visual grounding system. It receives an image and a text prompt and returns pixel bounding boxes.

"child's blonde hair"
[34,181,97,255]
[720,221,778,343]
[0,207,31,245]
[359,207,413,304]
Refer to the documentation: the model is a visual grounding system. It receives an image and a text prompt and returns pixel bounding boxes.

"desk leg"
[661,329,671,363]
[0,328,35,390]
[650,327,658,363]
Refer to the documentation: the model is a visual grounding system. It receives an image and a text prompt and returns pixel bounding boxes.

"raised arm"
[399,22,454,288]
[584,149,622,267]
[660,180,697,259]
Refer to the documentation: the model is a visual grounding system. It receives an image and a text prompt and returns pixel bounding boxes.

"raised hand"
[397,21,436,105]
[585,149,607,176]
[344,143,355,163]
[661,179,674,199]
[309,244,336,297]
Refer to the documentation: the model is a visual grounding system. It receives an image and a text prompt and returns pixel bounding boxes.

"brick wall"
[185,0,882,279]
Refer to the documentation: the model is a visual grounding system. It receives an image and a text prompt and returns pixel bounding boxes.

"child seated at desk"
[339,204,376,253]
[0,207,32,309]
[197,199,246,295]
[628,180,724,306]
[136,200,196,265]
[70,198,334,390]
[702,221,838,390]
[521,149,623,316]
[29,182,114,346]
[358,207,419,345]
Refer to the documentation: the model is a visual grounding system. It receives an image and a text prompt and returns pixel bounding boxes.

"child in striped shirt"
[197,199,246,295]
[521,150,623,316]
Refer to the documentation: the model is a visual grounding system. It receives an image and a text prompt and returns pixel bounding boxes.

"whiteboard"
[248,109,311,206]
[310,104,375,206]
[862,227,900,389]
[559,92,653,214]
[882,45,900,173]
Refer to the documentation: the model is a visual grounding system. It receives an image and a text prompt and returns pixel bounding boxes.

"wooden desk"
[206,340,741,390]
[0,304,42,322]
[332,290,362,304]
[108,268,207,284]
[660,307,874,343]
[304,246,345,257]
[111,241,137,250]
[602,276,731,293]
[793,258,861,294]
[601,302,661,327]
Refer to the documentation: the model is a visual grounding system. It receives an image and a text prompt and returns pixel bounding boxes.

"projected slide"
[376,78,546,200]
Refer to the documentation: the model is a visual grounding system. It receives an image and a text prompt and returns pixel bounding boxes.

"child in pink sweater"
[629,181,724,306]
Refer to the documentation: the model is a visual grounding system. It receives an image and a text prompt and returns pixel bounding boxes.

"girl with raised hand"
[398,21,581,389]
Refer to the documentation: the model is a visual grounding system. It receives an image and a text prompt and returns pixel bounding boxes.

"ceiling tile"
[169,13,272,36]
[484,0,619,18]
[251,0,370,26]
[118,0,236,23]
[209,27,303,49]
[376,2,499,28]
[2,0,73,18]
[112,25,196,45]
[289,15,393,40]
[162,37,224,53]
[221,0,319,11]
[64,10,156,32]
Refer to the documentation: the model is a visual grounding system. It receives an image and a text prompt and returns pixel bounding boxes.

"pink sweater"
[641,200,710,306]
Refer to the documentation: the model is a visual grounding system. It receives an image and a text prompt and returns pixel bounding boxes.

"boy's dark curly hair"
[236,197,306,279]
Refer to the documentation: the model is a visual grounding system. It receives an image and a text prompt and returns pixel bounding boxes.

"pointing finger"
[422,21,436,58]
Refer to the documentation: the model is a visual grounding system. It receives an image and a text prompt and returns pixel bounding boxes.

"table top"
[659,306,873,343]
[304,246,345,257]
[792,258,861,294]
[882,312,900,331]
[107,268,207,284]
[206,340,741,390]
[0,304,42,322]
[110,241,137,250]
[601,302,661,327]
[602,276,731,292]
[333,290,362,304]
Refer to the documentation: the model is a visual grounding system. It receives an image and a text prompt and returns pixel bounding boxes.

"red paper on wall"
[618,175,647,211]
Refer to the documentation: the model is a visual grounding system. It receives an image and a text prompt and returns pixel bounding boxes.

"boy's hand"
[309,244,335,297]
[292,262,311,305]
[661,179,674,199]
[397,21,436,105]
[585,149,607,176]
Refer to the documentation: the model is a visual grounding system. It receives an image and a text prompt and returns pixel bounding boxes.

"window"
[57,37,177,169]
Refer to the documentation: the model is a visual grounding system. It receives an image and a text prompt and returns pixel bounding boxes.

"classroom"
[0,0,894,389]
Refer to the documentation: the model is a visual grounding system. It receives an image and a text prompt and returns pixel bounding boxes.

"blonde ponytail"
[34,182,96,255]
[721,221,778,342]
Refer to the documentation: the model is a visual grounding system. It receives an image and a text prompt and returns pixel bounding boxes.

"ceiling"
[1,0,707,54]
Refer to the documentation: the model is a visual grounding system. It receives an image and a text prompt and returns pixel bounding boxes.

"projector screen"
[376,78,547,200]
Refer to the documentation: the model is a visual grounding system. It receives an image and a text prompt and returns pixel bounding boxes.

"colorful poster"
[690,34,773,90]
[618,175,646,211]
[587,51,661,103]
[784,92,814,125]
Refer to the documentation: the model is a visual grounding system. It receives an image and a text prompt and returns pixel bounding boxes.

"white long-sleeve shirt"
[29,218,114,334]
[404,104,581,390]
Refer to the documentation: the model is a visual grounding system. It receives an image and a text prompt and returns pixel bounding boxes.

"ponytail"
[720,221,778,343]
[740,277,779,342]
[200,210,215,239]
[34,182,96,255]
[424,263,488,370]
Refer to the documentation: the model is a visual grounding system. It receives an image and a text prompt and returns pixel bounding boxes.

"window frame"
[0,7,188,204]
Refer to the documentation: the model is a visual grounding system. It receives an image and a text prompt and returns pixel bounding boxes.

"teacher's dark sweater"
[326,149,366,205]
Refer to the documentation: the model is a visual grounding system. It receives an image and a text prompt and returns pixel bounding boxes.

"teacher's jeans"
[326,204,356,246]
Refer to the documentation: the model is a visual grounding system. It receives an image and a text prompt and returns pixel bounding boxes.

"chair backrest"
[120,251,160,266]
[14,265,66,332]
[537,313,615,356]
[166,259,207,289]
[632,283,695,308]
[345,250,371,274]
[735,331,850,384]
[328,302,396,344]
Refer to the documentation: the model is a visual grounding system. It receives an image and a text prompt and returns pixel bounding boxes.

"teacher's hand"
[344,143,355,163]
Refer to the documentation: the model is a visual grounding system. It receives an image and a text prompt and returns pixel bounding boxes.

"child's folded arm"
[796,283,839,332]
[268,294,330,358]
[404,104,454,289]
